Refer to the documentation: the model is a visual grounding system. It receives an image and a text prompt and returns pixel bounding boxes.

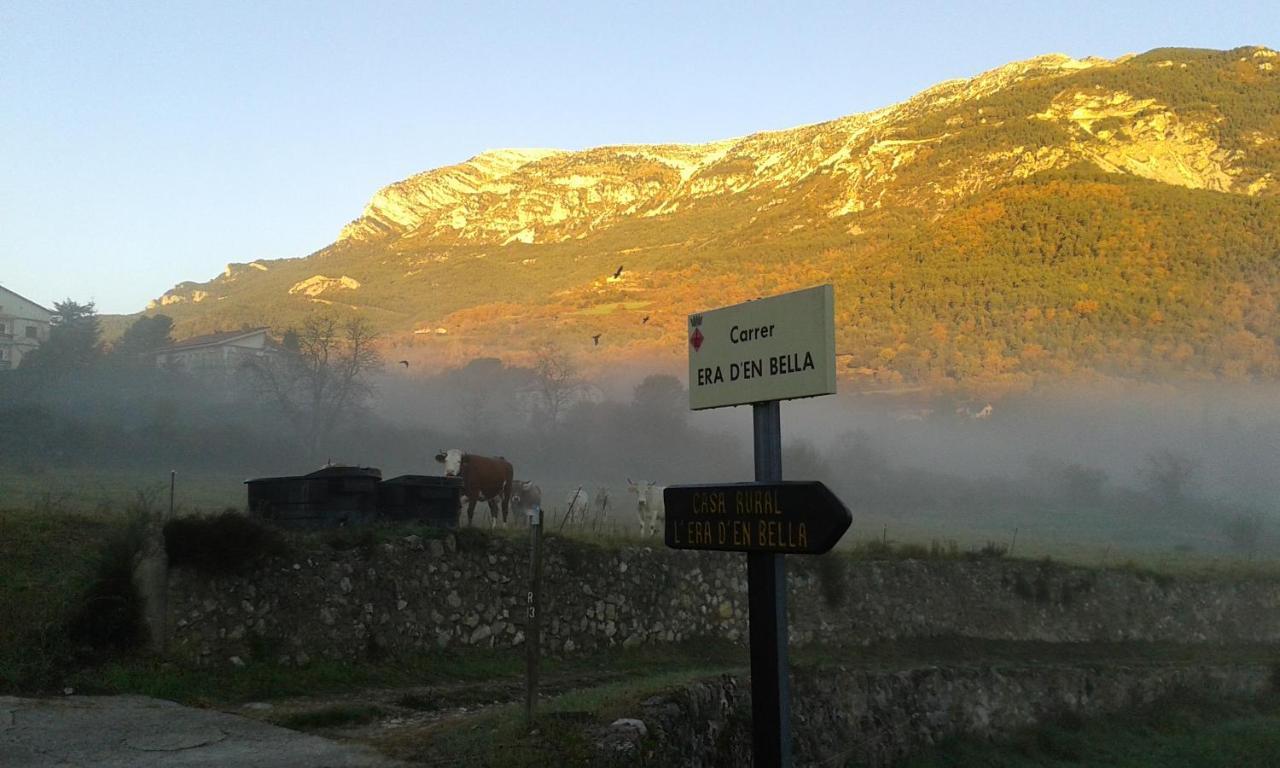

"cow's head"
[435,448,463,477]
[628,478,656,508]
[511,480,540,510]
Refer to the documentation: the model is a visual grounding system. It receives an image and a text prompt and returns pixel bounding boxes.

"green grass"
[900,693,1280,768]
[831,519,1280,581]
[0,466,244,513]
[69,650,531,706]
[67,638,747,708]
[275,704,387,730]
[0,507,118,689]
[375,666,737,767]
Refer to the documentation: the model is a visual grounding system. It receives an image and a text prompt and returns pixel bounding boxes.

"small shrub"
[66,507,150,654]
[165,510,288,576]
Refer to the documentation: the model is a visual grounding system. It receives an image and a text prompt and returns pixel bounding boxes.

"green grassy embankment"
[901,691,1280,768]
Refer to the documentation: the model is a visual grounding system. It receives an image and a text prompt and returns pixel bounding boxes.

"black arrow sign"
[663,481,851,555]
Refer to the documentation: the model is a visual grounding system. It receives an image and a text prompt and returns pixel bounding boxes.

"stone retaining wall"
[620,662,1275,767]
[159,530,1280,666]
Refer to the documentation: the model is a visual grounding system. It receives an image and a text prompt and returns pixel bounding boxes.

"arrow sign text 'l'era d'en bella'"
[664,482,851,554]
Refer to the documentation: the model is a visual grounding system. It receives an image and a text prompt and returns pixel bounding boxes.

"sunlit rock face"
[332,48,1276,249]
[145,47,1280,385]
[288,275,361,297]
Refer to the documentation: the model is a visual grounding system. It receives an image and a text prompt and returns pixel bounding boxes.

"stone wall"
[620,662,1275,767]
[161,530,1280,666]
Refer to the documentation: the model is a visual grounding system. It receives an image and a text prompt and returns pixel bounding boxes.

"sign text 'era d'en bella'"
[688,284,837,410]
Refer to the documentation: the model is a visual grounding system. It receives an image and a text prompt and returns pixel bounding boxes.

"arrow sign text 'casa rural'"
[664,481,852,555]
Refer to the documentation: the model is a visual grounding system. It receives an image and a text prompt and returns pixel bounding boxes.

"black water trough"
[246,465,382,528]
[378,475,463,528]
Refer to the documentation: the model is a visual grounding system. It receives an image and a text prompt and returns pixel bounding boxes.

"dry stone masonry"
[160,530,1280,666]
[624,662,1275,767]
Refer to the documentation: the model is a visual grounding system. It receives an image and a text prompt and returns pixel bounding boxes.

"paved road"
[0,695,405,767]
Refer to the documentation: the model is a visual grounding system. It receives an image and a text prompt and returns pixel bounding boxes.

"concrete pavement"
[0,695,405,767]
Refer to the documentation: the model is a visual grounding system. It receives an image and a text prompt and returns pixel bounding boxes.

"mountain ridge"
[147,45,1280,393]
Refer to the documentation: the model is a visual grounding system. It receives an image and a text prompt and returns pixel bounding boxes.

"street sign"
[664,482,851,554]
[688,284,836,410]
[673,286,842,766]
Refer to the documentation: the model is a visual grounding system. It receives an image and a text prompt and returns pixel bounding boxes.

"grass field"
[0,466,245,513]
[3,483,1279,766]
[901,694,1280,768]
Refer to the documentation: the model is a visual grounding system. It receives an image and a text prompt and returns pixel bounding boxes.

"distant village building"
[153,327,277,394]
[0,284,55,370]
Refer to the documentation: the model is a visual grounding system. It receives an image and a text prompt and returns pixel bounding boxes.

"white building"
[0,285,55,370]
[153,327,276,373]
[153,327,280,399]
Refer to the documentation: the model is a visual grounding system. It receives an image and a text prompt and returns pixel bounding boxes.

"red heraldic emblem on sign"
[690,327,704,351]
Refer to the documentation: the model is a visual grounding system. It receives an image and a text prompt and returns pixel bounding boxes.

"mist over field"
[3,341,1276,560]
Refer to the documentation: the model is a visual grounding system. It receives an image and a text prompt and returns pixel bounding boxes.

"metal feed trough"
[246,466,382,528]
[378,475,464,527]
[246,466,462,529]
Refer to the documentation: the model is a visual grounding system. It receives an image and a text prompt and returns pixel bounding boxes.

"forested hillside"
[141,46,1280,392]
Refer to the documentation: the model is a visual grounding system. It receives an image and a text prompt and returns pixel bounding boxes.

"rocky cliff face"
[147,46,1280,389]
[330,49,1274,250]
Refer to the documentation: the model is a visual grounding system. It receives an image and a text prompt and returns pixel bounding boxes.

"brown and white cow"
[435,449,514,527]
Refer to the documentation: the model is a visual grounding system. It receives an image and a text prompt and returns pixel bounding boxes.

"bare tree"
[528,342,586,433]
[1141,449,1199,507]
[247,315,382,459]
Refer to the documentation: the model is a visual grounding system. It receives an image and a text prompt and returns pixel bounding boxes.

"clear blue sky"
[2,1,1275,314]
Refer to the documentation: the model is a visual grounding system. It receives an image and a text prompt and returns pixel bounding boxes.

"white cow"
[564,487,592,521]
[627,479,665,537]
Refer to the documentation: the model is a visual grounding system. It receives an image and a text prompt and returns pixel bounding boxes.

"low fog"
[3,340,1277,558]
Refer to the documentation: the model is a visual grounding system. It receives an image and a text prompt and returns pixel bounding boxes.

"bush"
[164,509,287,576]
[65,508,150,655]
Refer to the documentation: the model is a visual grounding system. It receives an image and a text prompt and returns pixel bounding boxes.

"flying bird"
[398,360,410,367]
[592,333,602,346]
[612,265,624,279]
[641,316,650,324]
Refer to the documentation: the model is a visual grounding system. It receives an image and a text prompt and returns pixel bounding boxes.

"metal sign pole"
[749,400,790,766]
[525,505,543,730]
